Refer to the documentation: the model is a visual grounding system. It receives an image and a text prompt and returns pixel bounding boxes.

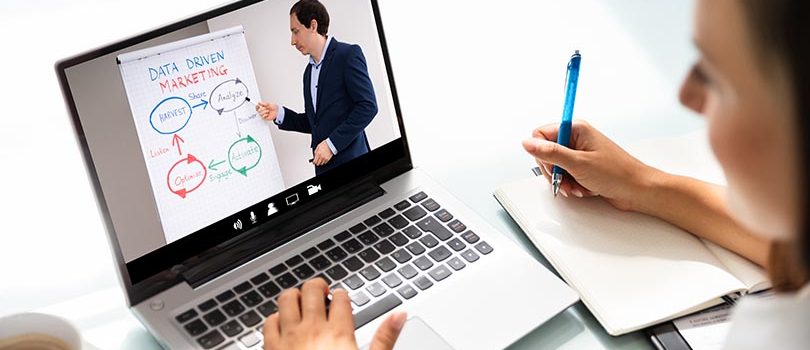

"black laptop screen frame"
[55,0,412,305]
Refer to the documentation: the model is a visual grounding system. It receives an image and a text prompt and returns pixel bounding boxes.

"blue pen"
[552,50,582,197]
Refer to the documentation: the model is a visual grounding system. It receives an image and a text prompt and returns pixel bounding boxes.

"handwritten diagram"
[118,26,284,243]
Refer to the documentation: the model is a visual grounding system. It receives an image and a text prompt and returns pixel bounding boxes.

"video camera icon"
[307,184,322,196]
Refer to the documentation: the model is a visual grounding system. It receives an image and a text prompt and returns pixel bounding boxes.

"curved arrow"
[166,153,207,198]
[228,135,262,176]
[209,78,249,115]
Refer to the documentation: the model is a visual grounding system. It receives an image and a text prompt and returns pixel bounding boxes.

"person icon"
[267,203,278,216]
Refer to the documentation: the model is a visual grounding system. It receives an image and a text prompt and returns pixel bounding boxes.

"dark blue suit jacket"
[279,38,378,175]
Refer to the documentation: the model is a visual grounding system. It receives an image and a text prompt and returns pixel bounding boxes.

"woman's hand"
[523,120,660,211]
[263,278,406,350]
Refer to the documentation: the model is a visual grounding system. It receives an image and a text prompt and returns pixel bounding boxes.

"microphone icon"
[250,211,257,224]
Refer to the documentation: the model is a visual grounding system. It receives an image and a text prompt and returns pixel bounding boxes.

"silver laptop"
[55,0,578,348]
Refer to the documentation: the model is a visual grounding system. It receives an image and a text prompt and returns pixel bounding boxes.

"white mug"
[0,312,82,350]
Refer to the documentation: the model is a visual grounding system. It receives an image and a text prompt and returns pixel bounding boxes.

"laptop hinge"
[180,178,385,288]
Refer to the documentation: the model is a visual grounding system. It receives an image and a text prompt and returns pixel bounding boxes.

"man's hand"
[262,278,406,350]
[256,102,279,122]
[313,140,334,166]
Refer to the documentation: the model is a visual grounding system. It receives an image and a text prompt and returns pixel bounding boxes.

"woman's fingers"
[277,288,302,329]
[327,288,354,327]
[300,278,329,322]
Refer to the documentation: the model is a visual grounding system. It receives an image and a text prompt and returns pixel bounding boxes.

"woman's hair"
[739,0,810,287]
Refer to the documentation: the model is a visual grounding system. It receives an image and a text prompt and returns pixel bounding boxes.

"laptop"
[55,0,578,349]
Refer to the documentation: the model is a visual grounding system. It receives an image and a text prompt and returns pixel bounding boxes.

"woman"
[262,0,809,348]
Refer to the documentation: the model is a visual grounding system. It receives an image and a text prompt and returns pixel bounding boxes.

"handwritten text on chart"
[147,51,230,94]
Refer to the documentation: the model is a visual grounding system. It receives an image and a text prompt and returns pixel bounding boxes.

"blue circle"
[149,96,193,134]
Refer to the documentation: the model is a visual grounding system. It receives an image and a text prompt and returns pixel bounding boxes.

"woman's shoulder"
[723,284,810,350]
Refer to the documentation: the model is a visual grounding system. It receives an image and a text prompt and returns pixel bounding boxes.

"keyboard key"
[285,255,304,267]
[434,209,453,222]
[378,208,396,219]
[203,309,226,327]
[373,223,395,237]
[268,263,287,276]
[448,220,467,233]
[292,263,316,279]
[317,239,336,250]
[351,291,371,306]
[220,320,243,337]
[394,200,411,210]
[448,257,466,271]
[413,256,434,271]
[420,234,439,248]
[397,265,418,279]
[388,214,409,229]
[176,309,197,323]
[373,240,396,255]
[429,265,452,282]
[184,319,208,337]
[334,230,352,242]
[358,247,381,263]
[301,247,319,259]
[344,274,365,290]
[354,294,403,329]
[258,281,281,298]
[250,272,270,285]
[414,276,434,290]
[366,282,386,297]
[417,217,453,241]
[326,265,349,281]
[342,238,363,253]
[326,246,349,262]
[402,226,422,239]
[257,300,278,317]
[215,290,235,303]
[342,256,365,272]
[233,282,252,294]
[360,265,381,281]
[382,274,403,288]
[364,216,382,227]
[391,249,412,264]
[461,249,480,263]
[409,191,428,202]
[197,330,225,349]
[447,238,466,252]
[276,272,298,289]
[461,230,480,244]
[397,285,418,299]
[238,310,262,327]
[222,300,245,317]
[240,291,263,308]
[314,273,331,285]
[310,255,332,270]
[403,206,427,221]
[199,299,218,313]
[405,241,426,255]
[349,223,367,234]
[375,257,397,272]
[421,198,440,212]
[428,246,452,262]
[475,241,494,255]
[239,332,261,348]
[218,341,239,350]
[389,233,409,247]
[358,231,380,245]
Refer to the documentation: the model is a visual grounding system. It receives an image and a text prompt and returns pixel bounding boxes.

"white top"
[723,283,810,349]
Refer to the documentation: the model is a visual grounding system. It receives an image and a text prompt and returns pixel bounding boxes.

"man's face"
[290,14,315,55]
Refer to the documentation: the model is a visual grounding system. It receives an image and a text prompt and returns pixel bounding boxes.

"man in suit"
[256,0,378,175]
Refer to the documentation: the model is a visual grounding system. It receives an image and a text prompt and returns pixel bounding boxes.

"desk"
[0,0,700,348]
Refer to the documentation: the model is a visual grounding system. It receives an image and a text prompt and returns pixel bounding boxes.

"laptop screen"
[57,0,408,294]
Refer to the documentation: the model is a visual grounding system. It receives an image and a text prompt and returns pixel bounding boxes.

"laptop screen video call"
[61,0,404,280]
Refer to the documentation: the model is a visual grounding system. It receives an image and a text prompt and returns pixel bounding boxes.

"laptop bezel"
[55,0,412,305]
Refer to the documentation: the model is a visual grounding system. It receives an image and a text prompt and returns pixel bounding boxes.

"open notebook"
[494,130,770,336]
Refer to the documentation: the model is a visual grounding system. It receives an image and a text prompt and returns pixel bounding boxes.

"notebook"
[493,130,770,336]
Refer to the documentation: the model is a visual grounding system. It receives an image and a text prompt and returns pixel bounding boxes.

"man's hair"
[290,0,330,36]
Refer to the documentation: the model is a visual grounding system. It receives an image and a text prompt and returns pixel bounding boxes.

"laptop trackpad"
[360,316,455,350]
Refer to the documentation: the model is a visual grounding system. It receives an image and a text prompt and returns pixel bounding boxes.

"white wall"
[207,0,401,187]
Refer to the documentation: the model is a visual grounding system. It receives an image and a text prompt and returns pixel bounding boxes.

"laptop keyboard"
[173,190,495,349]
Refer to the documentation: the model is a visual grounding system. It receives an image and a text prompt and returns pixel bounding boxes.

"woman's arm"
[525,120,770,267]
